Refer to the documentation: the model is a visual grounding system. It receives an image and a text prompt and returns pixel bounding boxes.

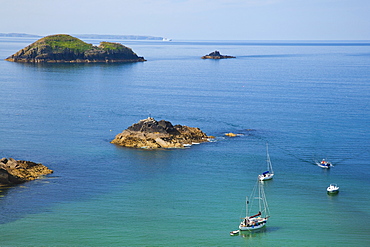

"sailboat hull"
[258,173,274,181]
[239,217,268,231]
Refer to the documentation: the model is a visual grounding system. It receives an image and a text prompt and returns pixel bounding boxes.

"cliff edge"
[5,34,146,63]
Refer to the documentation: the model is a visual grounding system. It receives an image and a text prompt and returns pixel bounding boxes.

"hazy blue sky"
[1,0,369,40]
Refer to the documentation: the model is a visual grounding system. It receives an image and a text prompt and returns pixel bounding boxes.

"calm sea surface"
[0,37,369,246]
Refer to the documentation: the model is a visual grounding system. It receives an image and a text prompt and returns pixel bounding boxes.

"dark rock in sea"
[5,34,146,63]
[201,50,235,59]
[111,117,211,149]
[0,158,53,185]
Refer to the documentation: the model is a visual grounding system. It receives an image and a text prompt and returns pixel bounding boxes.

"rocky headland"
[0,158,53,185]
[5,34,146,63]
[111,117,211,149]
[201,50,235,59]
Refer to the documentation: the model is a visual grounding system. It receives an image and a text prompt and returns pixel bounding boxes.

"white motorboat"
[317,159,333,168]
[239,180,270,231]
[258,143,274,181]
[327,183,339,193]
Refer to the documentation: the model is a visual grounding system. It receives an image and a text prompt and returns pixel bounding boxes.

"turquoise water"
[0,38,370,246]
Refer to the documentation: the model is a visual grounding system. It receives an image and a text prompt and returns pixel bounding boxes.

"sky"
[0,0,369,40]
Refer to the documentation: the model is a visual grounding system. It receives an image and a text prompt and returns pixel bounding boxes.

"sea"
[0,37,369,246]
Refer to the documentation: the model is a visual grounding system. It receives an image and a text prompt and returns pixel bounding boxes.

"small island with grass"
[5,34,146,63]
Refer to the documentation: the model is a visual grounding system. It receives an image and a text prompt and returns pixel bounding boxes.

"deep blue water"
[0,37,369,246]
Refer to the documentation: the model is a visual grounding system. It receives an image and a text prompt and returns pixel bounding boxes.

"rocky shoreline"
[111,117,211,149]
[0,158,53,185]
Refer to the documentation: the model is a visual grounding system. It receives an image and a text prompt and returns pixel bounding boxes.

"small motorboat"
[317,159,333,168]
[230,230,240,236]
[327,183,339,193]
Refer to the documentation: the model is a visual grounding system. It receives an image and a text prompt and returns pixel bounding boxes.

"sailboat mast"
[266,143,273,173]
[246,196,249,217]
[260,182,270,217]
[258,182,262,213]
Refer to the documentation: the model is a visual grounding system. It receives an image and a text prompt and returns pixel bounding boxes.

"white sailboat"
[258,143,274,181]
[239,180,270,231]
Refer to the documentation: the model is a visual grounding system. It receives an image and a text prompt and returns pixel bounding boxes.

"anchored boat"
[239,180,270,231]
[327,183,339,193]
[258,143,274,181]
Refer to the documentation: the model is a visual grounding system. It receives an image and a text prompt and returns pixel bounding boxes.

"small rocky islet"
[5,34,145,63]
[111,117,212,149]
[0,158,53,185]
[201,50,235,59]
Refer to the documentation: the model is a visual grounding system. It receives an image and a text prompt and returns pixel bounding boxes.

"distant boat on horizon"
[162,38,172,41]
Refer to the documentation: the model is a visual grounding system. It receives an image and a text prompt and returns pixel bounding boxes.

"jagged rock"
[5,34,146,63]
[201,50,235,59]
[111,117,211,149]
[225,132,237,137]
[0,158,53,185]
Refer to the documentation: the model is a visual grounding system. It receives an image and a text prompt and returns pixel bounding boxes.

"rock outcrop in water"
[5,34,146,63]
[111,117,211,149]
[0,158,53,185]
[201,50,235,59]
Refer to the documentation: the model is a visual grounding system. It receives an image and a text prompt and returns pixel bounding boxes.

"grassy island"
[5,34,146,63]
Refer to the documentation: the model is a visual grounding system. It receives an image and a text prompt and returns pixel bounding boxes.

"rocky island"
[111,117,211,149]
[0,158,53,185]
[5,34,146,63]
[202,51,235,59]
[201,50,235,59]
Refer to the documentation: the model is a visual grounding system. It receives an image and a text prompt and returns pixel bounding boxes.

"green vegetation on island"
[36,34,93,53]
[5,34,146,63]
